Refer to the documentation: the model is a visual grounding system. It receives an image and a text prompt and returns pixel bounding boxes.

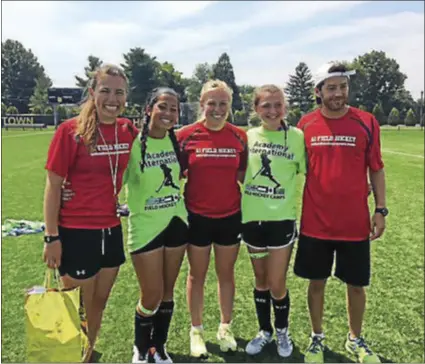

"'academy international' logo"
[145,194,181,211]
[245,148,286,200]
[252,152,281,194]
[156,164,180,193]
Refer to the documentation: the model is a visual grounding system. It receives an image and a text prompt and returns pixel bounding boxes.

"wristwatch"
[44,235,60,244]
[375,207,389,217]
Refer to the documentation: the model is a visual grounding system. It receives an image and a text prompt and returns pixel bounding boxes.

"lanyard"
[97,123,119,199]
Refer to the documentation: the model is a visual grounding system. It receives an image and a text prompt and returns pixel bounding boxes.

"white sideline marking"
[382,149,424,159]
[2,133,424,160]
[2,131,55,138]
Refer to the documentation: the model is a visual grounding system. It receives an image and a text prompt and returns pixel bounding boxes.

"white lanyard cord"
[97,122,119,198]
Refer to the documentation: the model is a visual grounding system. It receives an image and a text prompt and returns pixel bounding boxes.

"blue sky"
[2,1,424,98]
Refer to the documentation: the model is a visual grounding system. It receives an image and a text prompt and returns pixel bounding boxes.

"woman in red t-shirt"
[43,64,138,361]
[177,80,248,358]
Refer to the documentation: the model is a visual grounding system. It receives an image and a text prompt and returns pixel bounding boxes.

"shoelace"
[276,330,291,349]
[253,331,270,346]
[309,336,325,354]
[354,337,373,355]
[220,326,234,340]
[192,330,205,344]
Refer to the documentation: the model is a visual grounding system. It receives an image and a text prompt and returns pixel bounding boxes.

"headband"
[314,68,356,88]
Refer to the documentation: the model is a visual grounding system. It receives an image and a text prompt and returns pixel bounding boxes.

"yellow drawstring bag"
[25,269,84,362]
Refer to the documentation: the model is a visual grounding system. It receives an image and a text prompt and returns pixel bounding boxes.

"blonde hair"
[198,79,233,122]
[76,64,128,152]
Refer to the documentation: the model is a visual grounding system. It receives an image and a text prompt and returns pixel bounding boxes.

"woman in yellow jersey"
[241,85,306,358]
[124,88,188,364]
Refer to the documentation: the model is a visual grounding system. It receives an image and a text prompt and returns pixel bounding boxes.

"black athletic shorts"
[242,220,298,249]
[294,233,371,287]
[188,210,242,247]
[58,224,125,280]
[131,216,188,255]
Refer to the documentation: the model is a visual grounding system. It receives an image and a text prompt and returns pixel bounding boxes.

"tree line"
[1,39,424,126]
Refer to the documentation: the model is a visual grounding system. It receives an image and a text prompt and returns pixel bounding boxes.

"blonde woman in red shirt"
[43,64,138,362]
[177,80,248,358]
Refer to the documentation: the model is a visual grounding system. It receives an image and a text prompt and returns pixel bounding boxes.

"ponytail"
[140,113,150,172]
[75,98,98,152]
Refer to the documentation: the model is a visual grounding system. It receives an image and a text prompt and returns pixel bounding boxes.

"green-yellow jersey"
[241,125,306,223]
[123,133,187,252]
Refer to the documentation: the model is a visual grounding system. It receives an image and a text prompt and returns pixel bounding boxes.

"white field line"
[382,149,424,159]
[1,132,424,159]
[2,131,55,138]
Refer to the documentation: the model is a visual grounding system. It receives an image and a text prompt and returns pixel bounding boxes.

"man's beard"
[322,97,347,112]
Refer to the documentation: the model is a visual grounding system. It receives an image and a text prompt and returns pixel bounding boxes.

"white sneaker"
[190,326,208,358]
[152,346,173,363]
[132,345,148,363]
[276,328,293,358]
[245,330,273,355]
[216,322,237,352]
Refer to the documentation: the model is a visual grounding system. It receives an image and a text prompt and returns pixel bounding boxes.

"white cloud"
[1,1,423,98]
[228,11,425,98]
[140,1,218,26]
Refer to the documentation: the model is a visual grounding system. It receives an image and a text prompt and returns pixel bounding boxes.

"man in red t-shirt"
[294,62,387,363]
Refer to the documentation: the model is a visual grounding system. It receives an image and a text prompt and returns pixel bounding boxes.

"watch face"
[378,208,388,216]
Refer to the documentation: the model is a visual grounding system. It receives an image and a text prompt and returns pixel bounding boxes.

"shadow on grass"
[166,338,393,363]
[324,347,394,363]
[90,350,103,363]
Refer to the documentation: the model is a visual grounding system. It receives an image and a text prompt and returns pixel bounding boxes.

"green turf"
[1,128,424,363]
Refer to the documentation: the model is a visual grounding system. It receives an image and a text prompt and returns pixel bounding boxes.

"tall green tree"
[372,103,386,125]
[185,63,213,102]
[29,75,52,114]
[6,105,19,114]
[239,84,255,112]
[156,61,187,101]
[121,48,158,107]
[1,39,50,112]
[75,55,103,88]
[388,107,400,126]
[391,87,415,122]
[285,62,315,113]
[404,109,416,127]
[350,51,407,114]
[212,52,242,112]
[286,107,302,126]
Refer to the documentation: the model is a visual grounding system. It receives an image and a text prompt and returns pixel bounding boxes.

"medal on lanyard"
[98,123,129,217]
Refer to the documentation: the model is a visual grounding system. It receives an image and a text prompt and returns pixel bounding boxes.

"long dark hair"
[140,87,182,174]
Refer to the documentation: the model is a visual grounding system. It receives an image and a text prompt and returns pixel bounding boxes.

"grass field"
[1,128,424,363]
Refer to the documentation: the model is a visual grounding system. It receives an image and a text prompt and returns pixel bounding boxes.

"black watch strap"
[375,207,389,217]
[44,235,60,244]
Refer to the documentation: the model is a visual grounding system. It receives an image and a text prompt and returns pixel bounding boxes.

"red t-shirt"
[297,107,384,241]
[45,118,139,229]
[177,122,248,218]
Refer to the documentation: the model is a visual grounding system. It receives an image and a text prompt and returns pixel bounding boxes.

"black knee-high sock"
[134,310,154,354]
[152,301,174,349]
[272,290,290,330]
[254,289,273,334]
